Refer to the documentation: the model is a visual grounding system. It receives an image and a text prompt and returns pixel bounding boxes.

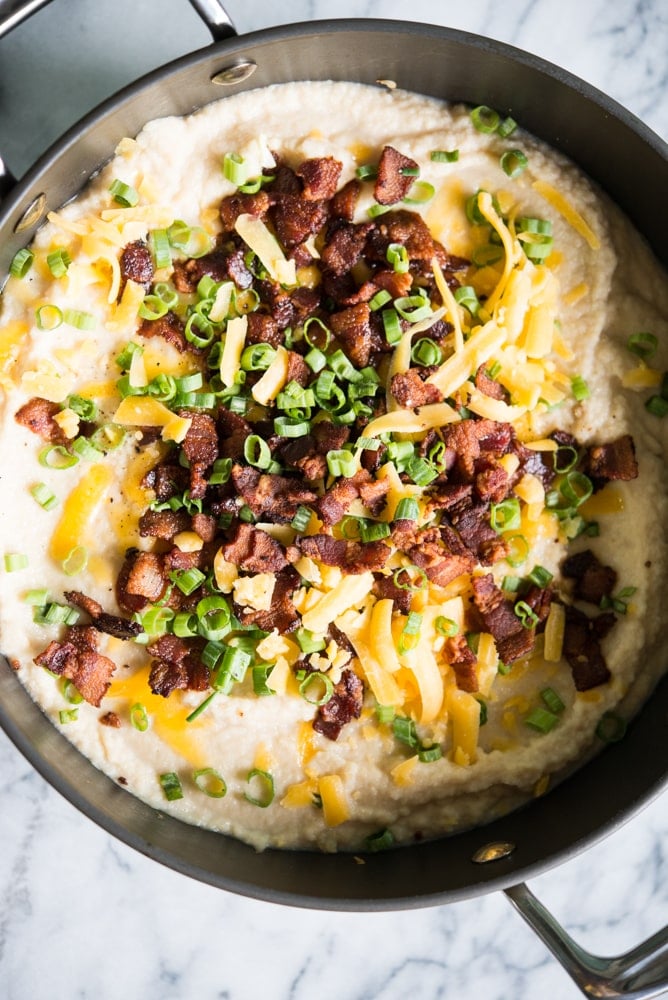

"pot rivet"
[13,192,46,234]
[211,60,257,86]
[471,841,516,864]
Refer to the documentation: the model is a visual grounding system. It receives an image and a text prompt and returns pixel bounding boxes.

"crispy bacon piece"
[474,460,512,504]
[217,408,253,459]
[34,625,116,707]
[374,146,419,205]
[449,502,509,565]
[296,157,343,200]
[238,566,300,633]
[372,573,412,615]
[116,550,168,613]
[331,178,361,220]
[299,534,390,574]
[138,311,190,353]
[138,508,190,540]
[585,435,638,484]
[471,573,538,665]
[119,240,153,294]
[313,667,364,740]
[390,368,444,409]
[180,412,219,499]
[444,634,479,693]
[562,605,615,690]
[367,209,446,265]
[321,221,374,276]
[230,465,318,523]
[276,421,350,481]
[329,302,383,368]
[191,512,217,543]
[64,590,143,641]
[148,634,209,696]
[222,522,288,573]
[245,312,282,348]
[15,397,67,444]
[271,196,328,249]
[395,525,475,588]
[219,191,270,233]
[100,711,122,728]
[142,461,189,501]
[285,350,311,387]
[475,365,507,401]
[562,549,618,606]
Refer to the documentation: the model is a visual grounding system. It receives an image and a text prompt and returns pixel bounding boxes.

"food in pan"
[1,81,667,851]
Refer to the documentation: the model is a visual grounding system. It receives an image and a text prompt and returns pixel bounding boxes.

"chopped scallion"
[193,767,227,798]
[244,768,274,808]
[109,179,139,207]
[159,771,184,801]
[9,247,33,278]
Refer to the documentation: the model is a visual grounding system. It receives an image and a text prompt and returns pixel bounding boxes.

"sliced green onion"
[252,664,275,697]
[9,247,33,278]
[62,545,88,576]
[500,149,528,179]
[290,505,312,532]
[63,308,95,331]
[645,395,668,417]
[60,678,83,704]
[527,565,553,587]
[369,289,392,311]
[167,567,205,597]
[4,553,28,572]
[368,202,392,218]
[193,767,227,798]
[222,151,248,186]
[211,643,250,692]
[392,715,420,748]
[521,232,554,262]
[299,671,334,706]
[431,149,459,163]
[571,375,590,401]
[244,434,272,469]
[517,217,553,235]
[34,602,79,626]
[46,247,71,277]
[376,704,396,724]
[471,105,500,133]
[65,394,98,421]
[130,702,149,732]
[115,340,144,371]
[149,229,172,269]
[274,416,310,438]
[497,115,518,137]
[167,220,213,259]
[477,699,488,726]
[35,304,63,330]
[326,449,358,478]
[109,179,139,207]
[514,600,539,629]
[524,707,559,733]
[403,180,435,205]
[435,616,458,637]
[382,307,402,346]
[559,471,593,508]
[454,284,481,315]
[541,687,565,714]
[490,498,521,533]
[295,627,326,654]
[394,497,419,522]
[411,338,442,366]
[502,575,523,593]
[24,588,49,606]
[405,455,438,487]
[185,691,218,723]
[418,744,443,763]
[159,771,184,801]
[30,482,58,511]
[552,445,579,474]
[365,828,395,852]
[59,708,79,725]
[394,292,432,323]
[356,164,377,180]
[139,294,169,321]
[505,534,529,568]
[303,316,332,350]
[139,606,174,637]
[626,331,658,359]
[359,520,390,543]
[393,564,427,592]
[71,436,103,461]
[304,347,327,373]
[38,445,79,470]
[595,711,627,743]
[386,242,409,274]
[244,768,274,807]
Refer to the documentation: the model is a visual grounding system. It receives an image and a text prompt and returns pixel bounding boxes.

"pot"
[1,2,667,994]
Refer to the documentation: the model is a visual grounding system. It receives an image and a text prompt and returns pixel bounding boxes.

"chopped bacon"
[222,522,288,573]
[321,221,373,276]
[374,146,419,205]
[148,634,209,696]
[191,512,218,543]
[449,502,509,565]
[119,240,153,294]
[585,435,638,484]
[138,508,190,540]
[276,421,350,482]
[238,566,300,633]
[561,549,618,605]
[245,312,282,348]
[367,209,446,265]
[142,462,189,501]
[271,196,328,249]
[313,667,364,740]
[372,573,412,615]
[470,574,537,665]
[329,302,383,368]
[285,350,311,387]
[474,460,512,504]
[15,397,67,444]
[562,605,615,690]
[475,365,507,401]
[138,311,190,353]
[34,625,116,707]
[99,711,122,728]
[299,534,389,573]
[390,368,444,408]
[217,408,253,460]
[396,525,475,588]
[64,590,143,641]
[331,178,361,220]
[296,157,343,201]
[180,412,218,499]
[230,465,318,523]
[116,549,168,613]
[444,634,479,693]
[219,190,270,233]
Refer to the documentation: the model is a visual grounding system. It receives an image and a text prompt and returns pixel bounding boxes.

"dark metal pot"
[1,2,667,994]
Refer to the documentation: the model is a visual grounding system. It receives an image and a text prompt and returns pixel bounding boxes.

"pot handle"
[187,0,237,40]
[505,883,668,998]
[0,0,53,39]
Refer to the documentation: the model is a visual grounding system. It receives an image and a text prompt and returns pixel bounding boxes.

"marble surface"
[0,1,667,998]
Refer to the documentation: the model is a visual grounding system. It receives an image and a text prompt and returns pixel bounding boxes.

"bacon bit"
[271,196,329,249]
[390,368,444,409]
[395,524,475,588]
[138,508,190,540]
[374,146,419,205]
[64,590,143,641]
[222,523,288,573]
[34,625,116,707]
[148,634,209,696]
[238,565,300,633]
[119,240,153,295]
[475,365,508,401]
[138,311,191,353]
[329,302,383,368]
[444,634,479,693]
[313,668,364,740]
[372,573,412,614]
[220,191,270,233]
[331,178,361,220]
[180,412,219,500]
[321,221,374,276]
[562,605,614,690]
[15,397,67,444]
[561,549,618,606]
[299,534,389,574]
[585,435,638,485]
[230,465,318,523]
[116,549,168,613]
[296,157,343,201]
[470,574,537,665]
[100,711,122,728]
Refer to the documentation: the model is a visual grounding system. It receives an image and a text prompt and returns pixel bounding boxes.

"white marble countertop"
[0,2,667,998]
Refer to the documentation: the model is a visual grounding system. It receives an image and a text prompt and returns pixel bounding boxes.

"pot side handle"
[187,0,237,40]
[505,883,668,999]
[0,0,53,39]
